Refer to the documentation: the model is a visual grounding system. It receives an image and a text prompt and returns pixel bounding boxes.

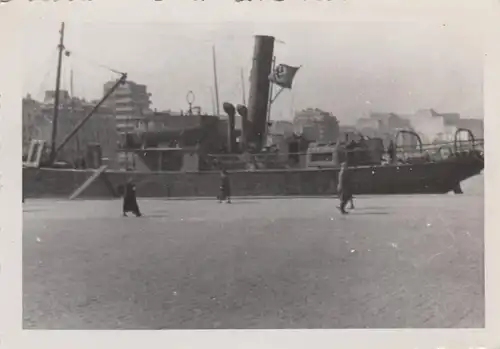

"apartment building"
[103,80,152,134]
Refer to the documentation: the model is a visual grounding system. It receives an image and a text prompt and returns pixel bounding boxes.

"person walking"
[218,169,231,204]
[337,162,353,214]
[122,178,142,217]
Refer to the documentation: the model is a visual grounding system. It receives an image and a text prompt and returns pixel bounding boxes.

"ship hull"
[348,153,483,195]
[23,152,483,199]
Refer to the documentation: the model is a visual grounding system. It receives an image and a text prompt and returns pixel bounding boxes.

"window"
[310,152,333,162]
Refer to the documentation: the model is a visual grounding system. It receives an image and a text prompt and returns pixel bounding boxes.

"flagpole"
[266,56,276,137]
[271,86,285,104]
[269,63,300,108]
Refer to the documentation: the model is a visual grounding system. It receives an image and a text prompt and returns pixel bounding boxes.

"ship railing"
[205,151,294,170]
[203,138,483,170]
[396,138,483,164]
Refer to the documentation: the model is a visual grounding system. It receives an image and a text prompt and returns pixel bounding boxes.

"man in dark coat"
[337,162,353,214]
[123,178,142,217]
[218,169,231,203]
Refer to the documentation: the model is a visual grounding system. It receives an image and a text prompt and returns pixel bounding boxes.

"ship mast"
[49,22,66,163]
[212,45,220,115]
[240,67,246,106]
[209,87,216,115]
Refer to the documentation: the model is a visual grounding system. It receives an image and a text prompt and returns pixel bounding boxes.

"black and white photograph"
[20,18,486,331]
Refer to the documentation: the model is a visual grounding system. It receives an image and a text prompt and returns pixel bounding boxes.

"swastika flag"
[268,64,300,89]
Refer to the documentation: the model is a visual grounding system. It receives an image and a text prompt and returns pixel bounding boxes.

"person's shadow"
[347,206,390,215]
[348,211,389,215]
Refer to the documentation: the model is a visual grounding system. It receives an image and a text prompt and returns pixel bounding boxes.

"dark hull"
[349,153,484,195]
[23,152,484,199]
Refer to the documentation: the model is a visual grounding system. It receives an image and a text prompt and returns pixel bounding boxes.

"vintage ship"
[22,23,484,199]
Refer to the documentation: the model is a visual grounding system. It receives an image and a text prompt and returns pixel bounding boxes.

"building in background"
[352,109,483,147]
[338,125,360,143]
[22,92,118,165]
[22,94,43,155]
[355,112,416,147]
[268,120,294,140]
[457,118,484,140]
[404,109,483,143]
[265,120,295,150]
[293,108,340,143]
[368,112,413,133]
[103,79,153,134]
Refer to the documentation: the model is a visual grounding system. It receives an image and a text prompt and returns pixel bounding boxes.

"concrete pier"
[23,187,483,329]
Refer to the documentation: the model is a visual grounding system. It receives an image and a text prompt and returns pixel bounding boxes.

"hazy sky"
[23,21,484,123]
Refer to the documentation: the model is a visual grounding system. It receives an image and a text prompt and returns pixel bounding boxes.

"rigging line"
[61,60,68,94]
[146,32,256,45]
[143,41,254,82]
[34,49,59,99]
[35,69,53,100]
[69,60,76,98]
[241,57,253,87]
[67,49,123,75]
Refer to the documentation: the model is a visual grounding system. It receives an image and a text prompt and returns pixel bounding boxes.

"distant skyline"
[23,21,484,123]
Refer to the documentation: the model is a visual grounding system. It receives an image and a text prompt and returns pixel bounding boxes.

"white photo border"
[1,1,498,348]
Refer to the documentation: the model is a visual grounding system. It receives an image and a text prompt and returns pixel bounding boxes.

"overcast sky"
[23,21,484,123]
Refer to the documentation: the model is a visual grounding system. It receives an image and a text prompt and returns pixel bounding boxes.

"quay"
[23,179,483,329]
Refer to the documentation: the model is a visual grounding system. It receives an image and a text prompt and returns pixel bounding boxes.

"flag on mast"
[269,64,300,89]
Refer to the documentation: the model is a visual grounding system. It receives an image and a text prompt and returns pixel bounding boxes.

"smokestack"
[247,35,275,151]
[237,104,248,152]
[223,102,236,153]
